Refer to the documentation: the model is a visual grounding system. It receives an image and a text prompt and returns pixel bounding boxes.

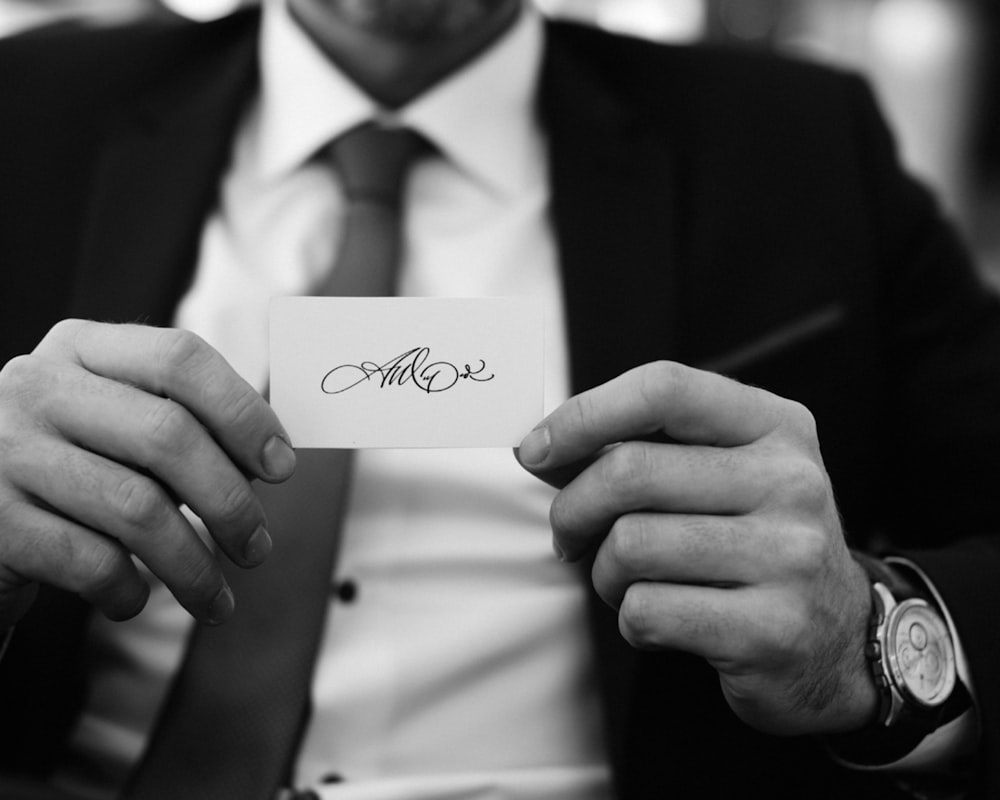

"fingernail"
[207,584,235,625]
[244,525,272,566]
[518,426,550,467]
[262,435,296,480]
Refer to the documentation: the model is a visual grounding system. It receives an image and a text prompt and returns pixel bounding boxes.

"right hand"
[0,320,297,629]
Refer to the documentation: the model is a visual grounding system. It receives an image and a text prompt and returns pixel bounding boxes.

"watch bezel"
[883,596,957,710]
[845,552,971,758]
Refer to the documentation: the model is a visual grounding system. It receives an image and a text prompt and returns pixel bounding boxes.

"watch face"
[886,599,957,707]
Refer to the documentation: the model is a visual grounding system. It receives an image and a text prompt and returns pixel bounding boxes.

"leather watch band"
[829,552,971,764]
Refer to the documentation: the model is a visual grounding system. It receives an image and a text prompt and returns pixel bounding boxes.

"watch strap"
[855,550,921,602]
[829,552,971,763]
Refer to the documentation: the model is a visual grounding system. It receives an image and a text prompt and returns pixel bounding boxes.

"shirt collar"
[257,0,543,197]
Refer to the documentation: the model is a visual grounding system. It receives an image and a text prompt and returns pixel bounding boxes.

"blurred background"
[3,0,999,287]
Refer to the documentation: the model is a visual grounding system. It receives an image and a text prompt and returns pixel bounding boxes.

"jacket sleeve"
[850,74,1000,799]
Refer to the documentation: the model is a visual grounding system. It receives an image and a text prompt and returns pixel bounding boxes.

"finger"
[516,431,679,492]
[29,361,270,567]
[618,581,790,670]
[517,361,791,474]
[0,498,151,622]
[510,445,606,491]
[592,512,764,609]
[32,321,295,483]
[551,441,764,559]
[620,580,873,735]
[6,436,237,623]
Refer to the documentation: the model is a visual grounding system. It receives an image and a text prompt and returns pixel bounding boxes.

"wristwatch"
[854,553,970,741]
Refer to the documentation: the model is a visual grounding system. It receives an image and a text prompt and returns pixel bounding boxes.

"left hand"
[515,361,877,736]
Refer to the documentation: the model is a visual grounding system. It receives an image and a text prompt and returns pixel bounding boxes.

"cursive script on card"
[271,297,543,447]
[321,347,495,395]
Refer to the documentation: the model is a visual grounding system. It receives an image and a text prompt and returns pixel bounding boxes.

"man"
[0,0,998,798]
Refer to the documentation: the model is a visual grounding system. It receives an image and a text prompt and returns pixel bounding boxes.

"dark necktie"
[125,123,426,800]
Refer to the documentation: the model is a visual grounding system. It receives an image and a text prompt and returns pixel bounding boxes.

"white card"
[269,297,544,448]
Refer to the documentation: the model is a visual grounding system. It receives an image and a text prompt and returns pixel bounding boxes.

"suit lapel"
[0,12,262,778]
[540,25,680,395]
[540,21,683,785]
[70,12,260,325]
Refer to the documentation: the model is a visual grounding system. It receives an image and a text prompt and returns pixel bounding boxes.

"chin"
[323,0,516,41]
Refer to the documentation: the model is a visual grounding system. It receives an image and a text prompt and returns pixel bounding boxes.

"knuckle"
[217,381,261,432]
[782,524,829,576]
[606,515,650,571]
[590,552,618,607]
[0,354,33,385]
[79,540,129,599]
[783,399,819,441]
[566,390,598,436]
[155,329,212,378]
[181,549,223,602]
[619,586,658,649]
[0,355,46,401]
[548,494,571,539]
[142,399,195,454]
[0,499,34,559]
[781,457,830,512]
[760,455,826,510]
[73,538,148,621]
[44,318,88,349]
[214,479,256,528]
[113,474,168,529]
[0,429,27,482]
[600,442,652,493]
[0,357,76,440]
[638,360,684,408]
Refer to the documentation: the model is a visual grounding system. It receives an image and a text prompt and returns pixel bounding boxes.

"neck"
[287,0,523,108]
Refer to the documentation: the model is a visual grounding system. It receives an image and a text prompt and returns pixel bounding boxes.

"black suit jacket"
[2,10,1000,799]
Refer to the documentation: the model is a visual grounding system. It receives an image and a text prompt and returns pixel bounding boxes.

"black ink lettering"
[321,348,495,395]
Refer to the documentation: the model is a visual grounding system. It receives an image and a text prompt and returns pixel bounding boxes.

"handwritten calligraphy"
[321,347,495,395]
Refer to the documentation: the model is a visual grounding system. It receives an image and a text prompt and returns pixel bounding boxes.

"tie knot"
[329,122,426,207]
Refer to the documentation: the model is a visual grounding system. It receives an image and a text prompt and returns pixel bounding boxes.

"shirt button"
[332,579,358,603]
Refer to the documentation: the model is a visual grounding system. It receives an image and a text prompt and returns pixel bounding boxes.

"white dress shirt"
[54,3,612,799]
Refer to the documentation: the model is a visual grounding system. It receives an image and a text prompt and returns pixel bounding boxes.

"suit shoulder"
[0,10,258,115]
[545,18,867,123]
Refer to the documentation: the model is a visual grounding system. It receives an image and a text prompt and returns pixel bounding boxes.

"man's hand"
[0,320,296,629]
[516,361,878,736]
